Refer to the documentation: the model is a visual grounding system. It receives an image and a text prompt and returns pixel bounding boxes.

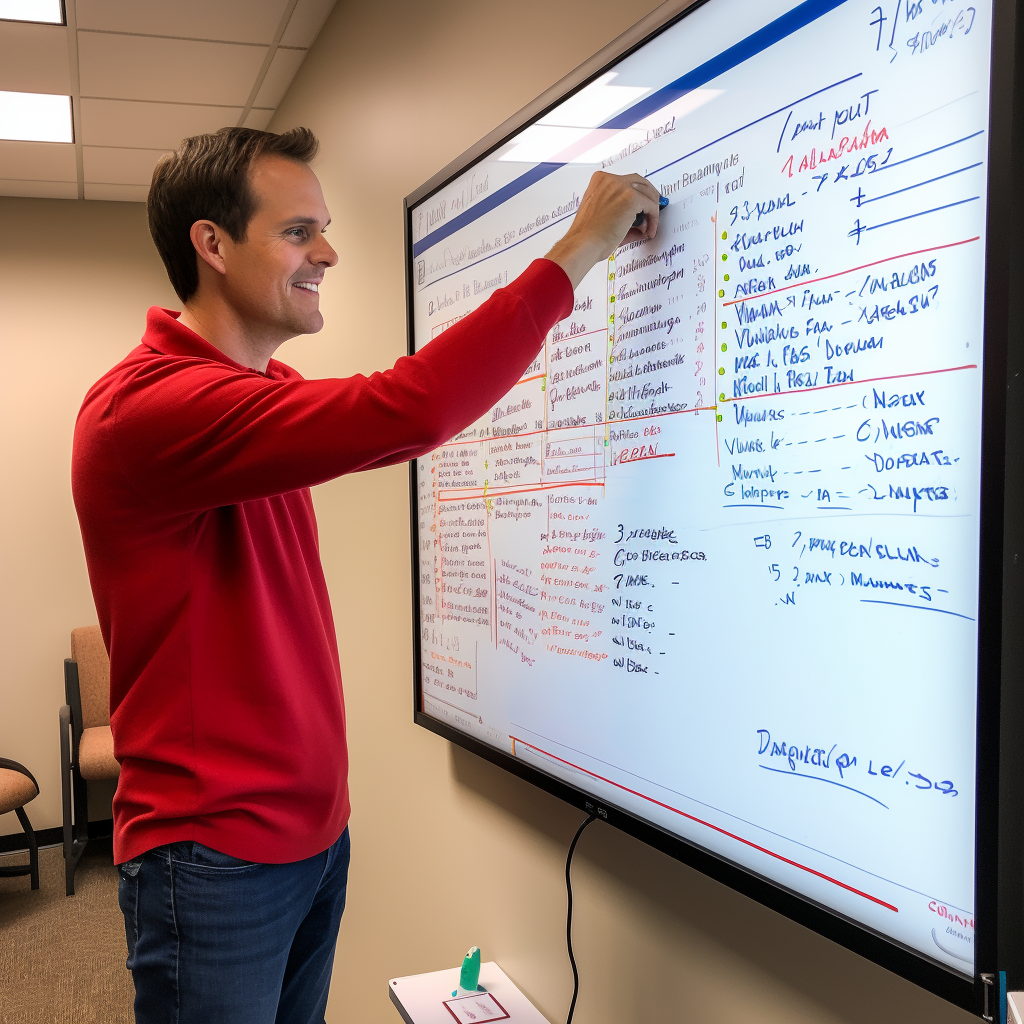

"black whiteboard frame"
[403,0,1024,1016]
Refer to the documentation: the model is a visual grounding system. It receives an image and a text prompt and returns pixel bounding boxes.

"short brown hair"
[148,127,320,302]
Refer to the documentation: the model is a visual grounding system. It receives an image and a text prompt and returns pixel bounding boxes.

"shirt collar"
[142,306,286,378]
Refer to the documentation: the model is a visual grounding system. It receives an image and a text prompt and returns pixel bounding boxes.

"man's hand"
[545,172,663,289]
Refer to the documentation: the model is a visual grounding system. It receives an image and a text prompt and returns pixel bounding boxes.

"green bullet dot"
[721,231,727,240]
[718,289,725,297]
[718,367,725,375]
[717,414,723,422]
[724,274,730,281]
[719,393,726,401]
[721,343,727,352]
[722,254,728,262]
[721,322,727,330]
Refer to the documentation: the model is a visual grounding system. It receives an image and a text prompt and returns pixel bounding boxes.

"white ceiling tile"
[79,33,268,106]
[0,139,76,179]
[81,98,243,149]
[280,0,336,47]
[83,146,169,185]
[243,108,274,130]
[0,21,71,94]
[252,47,306,109]
[84,182,149,202]
[75,0,289,46]
[0,177,76,198]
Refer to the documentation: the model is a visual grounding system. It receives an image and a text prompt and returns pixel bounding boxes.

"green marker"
[460,946,481,992]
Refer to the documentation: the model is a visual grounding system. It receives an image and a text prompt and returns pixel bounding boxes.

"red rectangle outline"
[443,991,511,1024]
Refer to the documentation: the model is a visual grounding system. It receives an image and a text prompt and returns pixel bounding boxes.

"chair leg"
[59,704,82,896]
[15,806,38,890]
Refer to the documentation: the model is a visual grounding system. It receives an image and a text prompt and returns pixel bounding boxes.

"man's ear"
[190,220,229,277]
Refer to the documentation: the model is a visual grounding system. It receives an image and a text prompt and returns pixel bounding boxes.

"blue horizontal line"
[427,210,577,286]
[609,0,850,129]
[861,162,983,205]
[414,162,561,258]
[760,764,889,809]
[870,129,985,174]
[723,504,784,509]
[865,195,979,232]
[412,0,851,258]
[860,599,975,621]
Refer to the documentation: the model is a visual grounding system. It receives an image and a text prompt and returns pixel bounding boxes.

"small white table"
[389,961,551,1024]
[1009,992,1023,1024]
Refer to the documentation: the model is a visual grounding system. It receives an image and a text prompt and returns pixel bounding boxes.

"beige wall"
[0,197,177,837]
[268,2,977,1023]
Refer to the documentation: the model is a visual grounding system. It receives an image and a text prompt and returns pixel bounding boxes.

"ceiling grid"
[0,0,336,202]
[64,0,84,199]
[237,0,302,130]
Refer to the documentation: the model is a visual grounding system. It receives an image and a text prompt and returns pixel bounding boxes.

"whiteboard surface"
[411,0,987,974]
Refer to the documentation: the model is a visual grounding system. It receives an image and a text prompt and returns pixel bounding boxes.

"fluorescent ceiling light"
[499,88,725,167]
[0,0,64,23]
[498,125,594,163]
[571,89,725,165]
[537,72,651,129]
[0,91,73,142]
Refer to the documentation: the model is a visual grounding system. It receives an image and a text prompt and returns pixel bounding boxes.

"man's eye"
[289,228,307,240]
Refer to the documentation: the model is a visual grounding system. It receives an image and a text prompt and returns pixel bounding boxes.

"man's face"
[217,155,338,340]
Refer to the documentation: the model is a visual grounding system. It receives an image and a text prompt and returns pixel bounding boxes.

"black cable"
[565,813,597,1024]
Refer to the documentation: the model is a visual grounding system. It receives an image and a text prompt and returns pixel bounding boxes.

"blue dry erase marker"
[633,193,669,228]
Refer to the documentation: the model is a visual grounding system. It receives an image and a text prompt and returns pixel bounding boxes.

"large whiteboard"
[410,0,988,974]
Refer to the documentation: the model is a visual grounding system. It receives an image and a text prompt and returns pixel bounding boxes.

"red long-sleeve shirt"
[72,258,572,864]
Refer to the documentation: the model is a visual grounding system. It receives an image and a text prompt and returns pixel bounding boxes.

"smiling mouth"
[294,282,319,293]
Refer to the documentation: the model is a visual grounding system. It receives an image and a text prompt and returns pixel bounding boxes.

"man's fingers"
[643,205,660,239]
[547,170,665,287]
[625,175,662,239]
[626,173,660,199]
[629,185,661,240]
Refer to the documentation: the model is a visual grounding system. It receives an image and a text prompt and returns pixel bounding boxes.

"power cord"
[565,813,597,1024]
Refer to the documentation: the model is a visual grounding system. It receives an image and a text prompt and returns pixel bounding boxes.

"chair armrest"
[0,756,39,795]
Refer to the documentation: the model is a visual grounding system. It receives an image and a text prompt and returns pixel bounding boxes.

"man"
[72,126,661,1023]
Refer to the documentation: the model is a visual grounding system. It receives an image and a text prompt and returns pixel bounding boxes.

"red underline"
[436,481,605,501]
[725,363,977,403]
[510,736,898,913]
[438,422,603,449]
[609,403,717,421]
[437,403,717,451]
[552,326,608,341]
[612,452,676,465]
[721,236,980,307]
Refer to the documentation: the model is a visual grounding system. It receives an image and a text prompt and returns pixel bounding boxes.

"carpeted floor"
[0,839,133,1024]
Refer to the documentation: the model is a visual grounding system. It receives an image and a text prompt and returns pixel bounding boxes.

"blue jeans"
[117,829,350,1024]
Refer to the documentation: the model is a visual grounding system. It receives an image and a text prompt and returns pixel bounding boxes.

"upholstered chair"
[0,758,40,889]
[59,626,120,896]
